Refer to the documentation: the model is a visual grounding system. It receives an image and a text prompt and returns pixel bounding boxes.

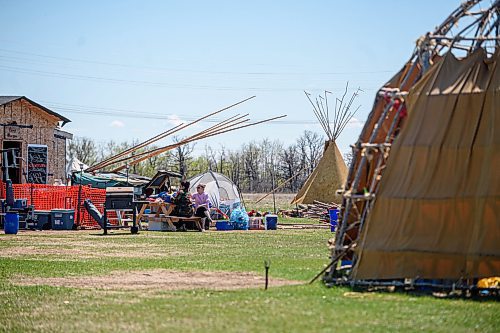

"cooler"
[51,209,75,230]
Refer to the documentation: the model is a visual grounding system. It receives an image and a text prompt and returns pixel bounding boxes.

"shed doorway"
[2,141,22,183]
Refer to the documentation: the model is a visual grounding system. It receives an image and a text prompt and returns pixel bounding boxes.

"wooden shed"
[0,96,72,184]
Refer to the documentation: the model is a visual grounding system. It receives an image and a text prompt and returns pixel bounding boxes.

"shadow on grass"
[341,284,500,303]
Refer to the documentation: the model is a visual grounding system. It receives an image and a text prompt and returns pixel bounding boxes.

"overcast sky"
[0,0,458,156]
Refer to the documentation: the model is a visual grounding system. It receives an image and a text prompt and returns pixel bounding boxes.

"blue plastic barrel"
[328,209,339,232]
[265,214,278,230]
[4,212,19,234]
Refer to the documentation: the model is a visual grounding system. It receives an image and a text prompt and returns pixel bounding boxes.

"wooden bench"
[137,201,202,231]
[166,216,203,231]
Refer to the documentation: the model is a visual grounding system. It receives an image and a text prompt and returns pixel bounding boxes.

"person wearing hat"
[192,183,213,230]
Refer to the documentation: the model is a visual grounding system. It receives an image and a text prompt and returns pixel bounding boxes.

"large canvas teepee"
[352,48,500,280]
[325,0,499,286]
[292,140,347,204]
[292,87,360,205]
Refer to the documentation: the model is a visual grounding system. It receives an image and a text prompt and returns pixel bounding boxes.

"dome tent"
[188,171,242,212]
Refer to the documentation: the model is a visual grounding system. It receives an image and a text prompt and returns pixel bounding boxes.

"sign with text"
[27,144,48,184]
[4,125,21,140]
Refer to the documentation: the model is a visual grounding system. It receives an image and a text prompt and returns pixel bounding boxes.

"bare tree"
[204,145,217,171]
[297,130,324,175]
[68,137,99,166]
[241,142,260,192]
[279,144,301,192]
[343,150,354,168]
[227,150,242,187]
[172,136,195,178]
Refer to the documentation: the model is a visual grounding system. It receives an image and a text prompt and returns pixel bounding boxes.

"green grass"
[278,216,326,224]
[0,230,498,333]
[242,193,328,225]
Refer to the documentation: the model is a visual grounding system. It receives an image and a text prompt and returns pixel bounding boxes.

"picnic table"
[136,201,202,231]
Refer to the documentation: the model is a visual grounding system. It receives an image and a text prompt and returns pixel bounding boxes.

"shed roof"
[0,96,71,126]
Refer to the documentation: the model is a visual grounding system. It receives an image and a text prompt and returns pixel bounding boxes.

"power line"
[0,64,381,92]
[0,48,396,76]
[38,99,365,125]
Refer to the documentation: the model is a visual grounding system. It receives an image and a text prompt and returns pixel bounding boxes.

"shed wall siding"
[0,99,69,183]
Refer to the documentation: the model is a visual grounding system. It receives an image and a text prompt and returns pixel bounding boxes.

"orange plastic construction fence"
[0,182,109,229]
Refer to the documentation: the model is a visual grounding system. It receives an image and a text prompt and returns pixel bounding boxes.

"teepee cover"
[352,48,500,280]
[291,87,360,205]
[291,141,347,204]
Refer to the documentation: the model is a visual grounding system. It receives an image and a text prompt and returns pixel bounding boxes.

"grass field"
[0,229,498,333]
[242,192,322,225]
[242,192,297,212]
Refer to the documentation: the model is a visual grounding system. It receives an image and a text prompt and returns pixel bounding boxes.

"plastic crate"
[249,217,264,230]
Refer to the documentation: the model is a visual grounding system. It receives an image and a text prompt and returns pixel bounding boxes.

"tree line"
[68,130,349,193]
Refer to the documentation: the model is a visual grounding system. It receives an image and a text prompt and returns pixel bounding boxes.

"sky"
[0,0,459,157]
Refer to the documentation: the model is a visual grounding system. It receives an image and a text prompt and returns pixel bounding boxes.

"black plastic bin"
[34,211,52,230]
[51,209,75,230]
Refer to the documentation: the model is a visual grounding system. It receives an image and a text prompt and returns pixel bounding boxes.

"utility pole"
[271,161,277,214]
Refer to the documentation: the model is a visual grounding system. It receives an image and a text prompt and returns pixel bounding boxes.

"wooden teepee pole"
[112,114,286,172]
[88,95,256,172]
[108,115,250,170]
[110,115,251,172]
[87,123,184,172]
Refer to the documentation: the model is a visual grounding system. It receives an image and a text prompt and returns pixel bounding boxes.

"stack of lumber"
[279,200,340,223]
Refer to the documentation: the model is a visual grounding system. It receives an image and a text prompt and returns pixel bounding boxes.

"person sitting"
[172,181,196,231]
[192,183,213,230]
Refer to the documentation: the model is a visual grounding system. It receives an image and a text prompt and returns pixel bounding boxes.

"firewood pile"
[279,200,340,223]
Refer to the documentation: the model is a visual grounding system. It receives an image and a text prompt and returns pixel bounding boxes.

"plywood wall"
[0,99,70,184]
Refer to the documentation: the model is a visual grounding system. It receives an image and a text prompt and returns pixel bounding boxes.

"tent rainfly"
[291,86,360,205]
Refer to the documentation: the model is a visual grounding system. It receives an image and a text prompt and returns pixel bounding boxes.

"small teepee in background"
[291,85,361,205]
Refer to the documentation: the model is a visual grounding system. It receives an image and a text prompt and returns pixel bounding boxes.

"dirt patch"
[0,232,190,259]
[0,246,186,259]
[13,269,302,291]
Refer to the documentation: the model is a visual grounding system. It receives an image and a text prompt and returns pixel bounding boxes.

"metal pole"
[264,260,270,290]
[76,163,84,226]
[2,150,8,183]
[126,163,129,185]
[271,164,276,214]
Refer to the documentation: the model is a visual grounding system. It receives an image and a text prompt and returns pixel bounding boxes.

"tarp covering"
[291,141,347,205]
[188,171,241,210]
[353,48,500,280]
[72,172,150,189]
